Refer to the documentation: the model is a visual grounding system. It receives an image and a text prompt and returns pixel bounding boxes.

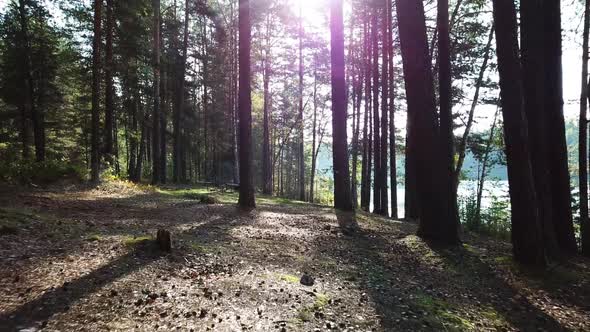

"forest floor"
[0,180,589,332]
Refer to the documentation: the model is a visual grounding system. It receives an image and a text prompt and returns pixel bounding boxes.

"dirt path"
[0,182,589,331]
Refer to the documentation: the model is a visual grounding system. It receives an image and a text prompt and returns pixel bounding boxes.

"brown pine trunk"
[544,0,577,253]
[380,0,389,216]
[330,0,353,211]
[581,0,590,256]
[104,0,115,165]
[437,0,459,232]
[151,0,161,185]
[396,0,458,243]
[371,7,381,214]
[298,6,305,201]
[90,0,102,182]
[238,0,255,208]
[388,0,397,219]
[492,0,545,266]
[360,13,371,211]
[262,14,272,195]
[521,0,559,255]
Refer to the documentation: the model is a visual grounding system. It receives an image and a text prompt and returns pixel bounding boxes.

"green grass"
[0,207,43,235]
[279,274,300,284]
[414,293,475,331]
[86,234,103,242]
[297,292,330,322]
[123,235,152,246]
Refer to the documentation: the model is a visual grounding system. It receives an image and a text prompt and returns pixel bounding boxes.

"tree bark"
[581,0,590,256]
[151,0,161,185]
[298,6,306,201]
[330,0,353,211]
[396,0,458,243]
[543,0,578,253]
[380,0,389,216]
[104,0,115,166]
[238,0,255,208]
[371,7,381,214]
[492,0,545,265]
[91,0,102,182]
[360,13,371,212]
[262,14,272,195]
[388,0,397,219]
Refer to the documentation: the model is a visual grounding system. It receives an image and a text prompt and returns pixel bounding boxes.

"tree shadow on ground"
[314,212,570,331]
[0,199,253,331]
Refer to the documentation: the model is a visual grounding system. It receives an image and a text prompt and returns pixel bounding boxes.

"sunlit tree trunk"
[380,0,389,216]
[330,0,353,211]
[388,0,397,219]
[371,7,381,214]
[298,5,306,201]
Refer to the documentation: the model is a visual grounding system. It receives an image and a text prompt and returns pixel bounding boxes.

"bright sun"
[292,0,328,27]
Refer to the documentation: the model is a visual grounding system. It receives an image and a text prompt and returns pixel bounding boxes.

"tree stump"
[156,229,171,252]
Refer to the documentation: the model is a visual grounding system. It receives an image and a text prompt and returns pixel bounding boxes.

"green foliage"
[0,159,87,184]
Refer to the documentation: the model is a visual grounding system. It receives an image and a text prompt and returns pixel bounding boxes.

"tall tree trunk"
[388,0,397,219]
[454,24,494,188]
[90,0,102,182]
[475,105,500,225]
[151,0,161,185]
[104,0,115,166]
[521,0,559,256]
[310,66,319,203]
[330,0,353,211]
[396,0,458,243]
[176,0,190,183]
[380,0,389,216]
[581,0,590,256]
[298,6,306,201]
[492,0,545,266]
[360,14,371,211]
[238,0,255,208]
[544,0,577,253]
[371,7,381,214]
[262,15,272,195]
[437,0,459,231]
[160,64,168,184]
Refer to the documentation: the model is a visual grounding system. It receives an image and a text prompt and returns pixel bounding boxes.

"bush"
[0,159,88,185]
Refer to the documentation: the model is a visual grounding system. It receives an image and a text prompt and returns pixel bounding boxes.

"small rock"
[300,274,314,286]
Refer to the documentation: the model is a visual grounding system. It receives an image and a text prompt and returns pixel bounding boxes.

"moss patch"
[414,293,475,331]
[279,274,300,284]
[123,235,152,246]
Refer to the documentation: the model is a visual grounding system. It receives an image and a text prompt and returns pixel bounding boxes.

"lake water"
[373,180,510,217]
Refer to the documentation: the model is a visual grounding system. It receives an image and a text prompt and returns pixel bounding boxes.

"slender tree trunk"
[160,65,168,183]
[238,0,255,208]
[544,0,577,253]
[262,15,272,195]
[360,14,371,211]
[475,105,500,224]
[104,0,115,166]
[581,0,590,256]
[388,0,397,219]
[396,0,458,243]
[330,0,353,211]
[371,7,381,214]
[455,24,494,188]
[380,0,389,216]
[151,0,161,184]
[310,66,319,203]
[492,0,545,266]
[298,5,306,201]
[90,0,102,182]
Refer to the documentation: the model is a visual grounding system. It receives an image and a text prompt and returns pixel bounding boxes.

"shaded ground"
[0,180,589,331]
